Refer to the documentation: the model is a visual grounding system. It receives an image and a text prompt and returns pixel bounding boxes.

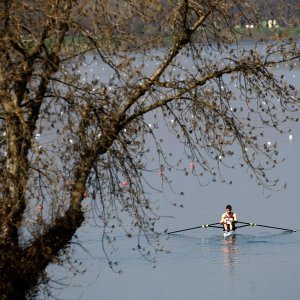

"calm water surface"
[39,53,300,300]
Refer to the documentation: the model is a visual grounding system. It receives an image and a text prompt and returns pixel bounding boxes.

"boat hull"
[223,231,235,238]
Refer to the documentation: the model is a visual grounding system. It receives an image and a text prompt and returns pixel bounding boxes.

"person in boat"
[220,205,237,232]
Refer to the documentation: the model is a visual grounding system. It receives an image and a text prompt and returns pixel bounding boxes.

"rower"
[220,205,237,232]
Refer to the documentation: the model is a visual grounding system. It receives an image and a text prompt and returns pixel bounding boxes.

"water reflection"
[222,236,238,275]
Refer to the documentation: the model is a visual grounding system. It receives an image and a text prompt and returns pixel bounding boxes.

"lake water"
[38,51,300,300]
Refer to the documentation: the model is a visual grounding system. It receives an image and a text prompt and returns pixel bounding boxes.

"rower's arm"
[220,214,225,224]
[233,212,238,222]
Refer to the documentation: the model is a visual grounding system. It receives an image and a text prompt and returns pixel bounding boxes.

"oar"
[168,222,222,234]
[237,221,295,232]
[235,224,251,229]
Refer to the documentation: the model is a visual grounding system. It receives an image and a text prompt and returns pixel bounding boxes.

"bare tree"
[0,0,299,298]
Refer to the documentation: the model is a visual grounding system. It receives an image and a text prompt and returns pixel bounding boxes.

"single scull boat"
[168,221,296,236]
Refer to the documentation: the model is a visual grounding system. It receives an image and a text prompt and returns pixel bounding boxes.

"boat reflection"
[222,236,238,274]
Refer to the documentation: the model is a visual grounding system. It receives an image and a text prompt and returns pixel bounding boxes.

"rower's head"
[226,205,232,212]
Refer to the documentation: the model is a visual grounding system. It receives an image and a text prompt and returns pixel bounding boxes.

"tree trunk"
[0,208,84,299]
